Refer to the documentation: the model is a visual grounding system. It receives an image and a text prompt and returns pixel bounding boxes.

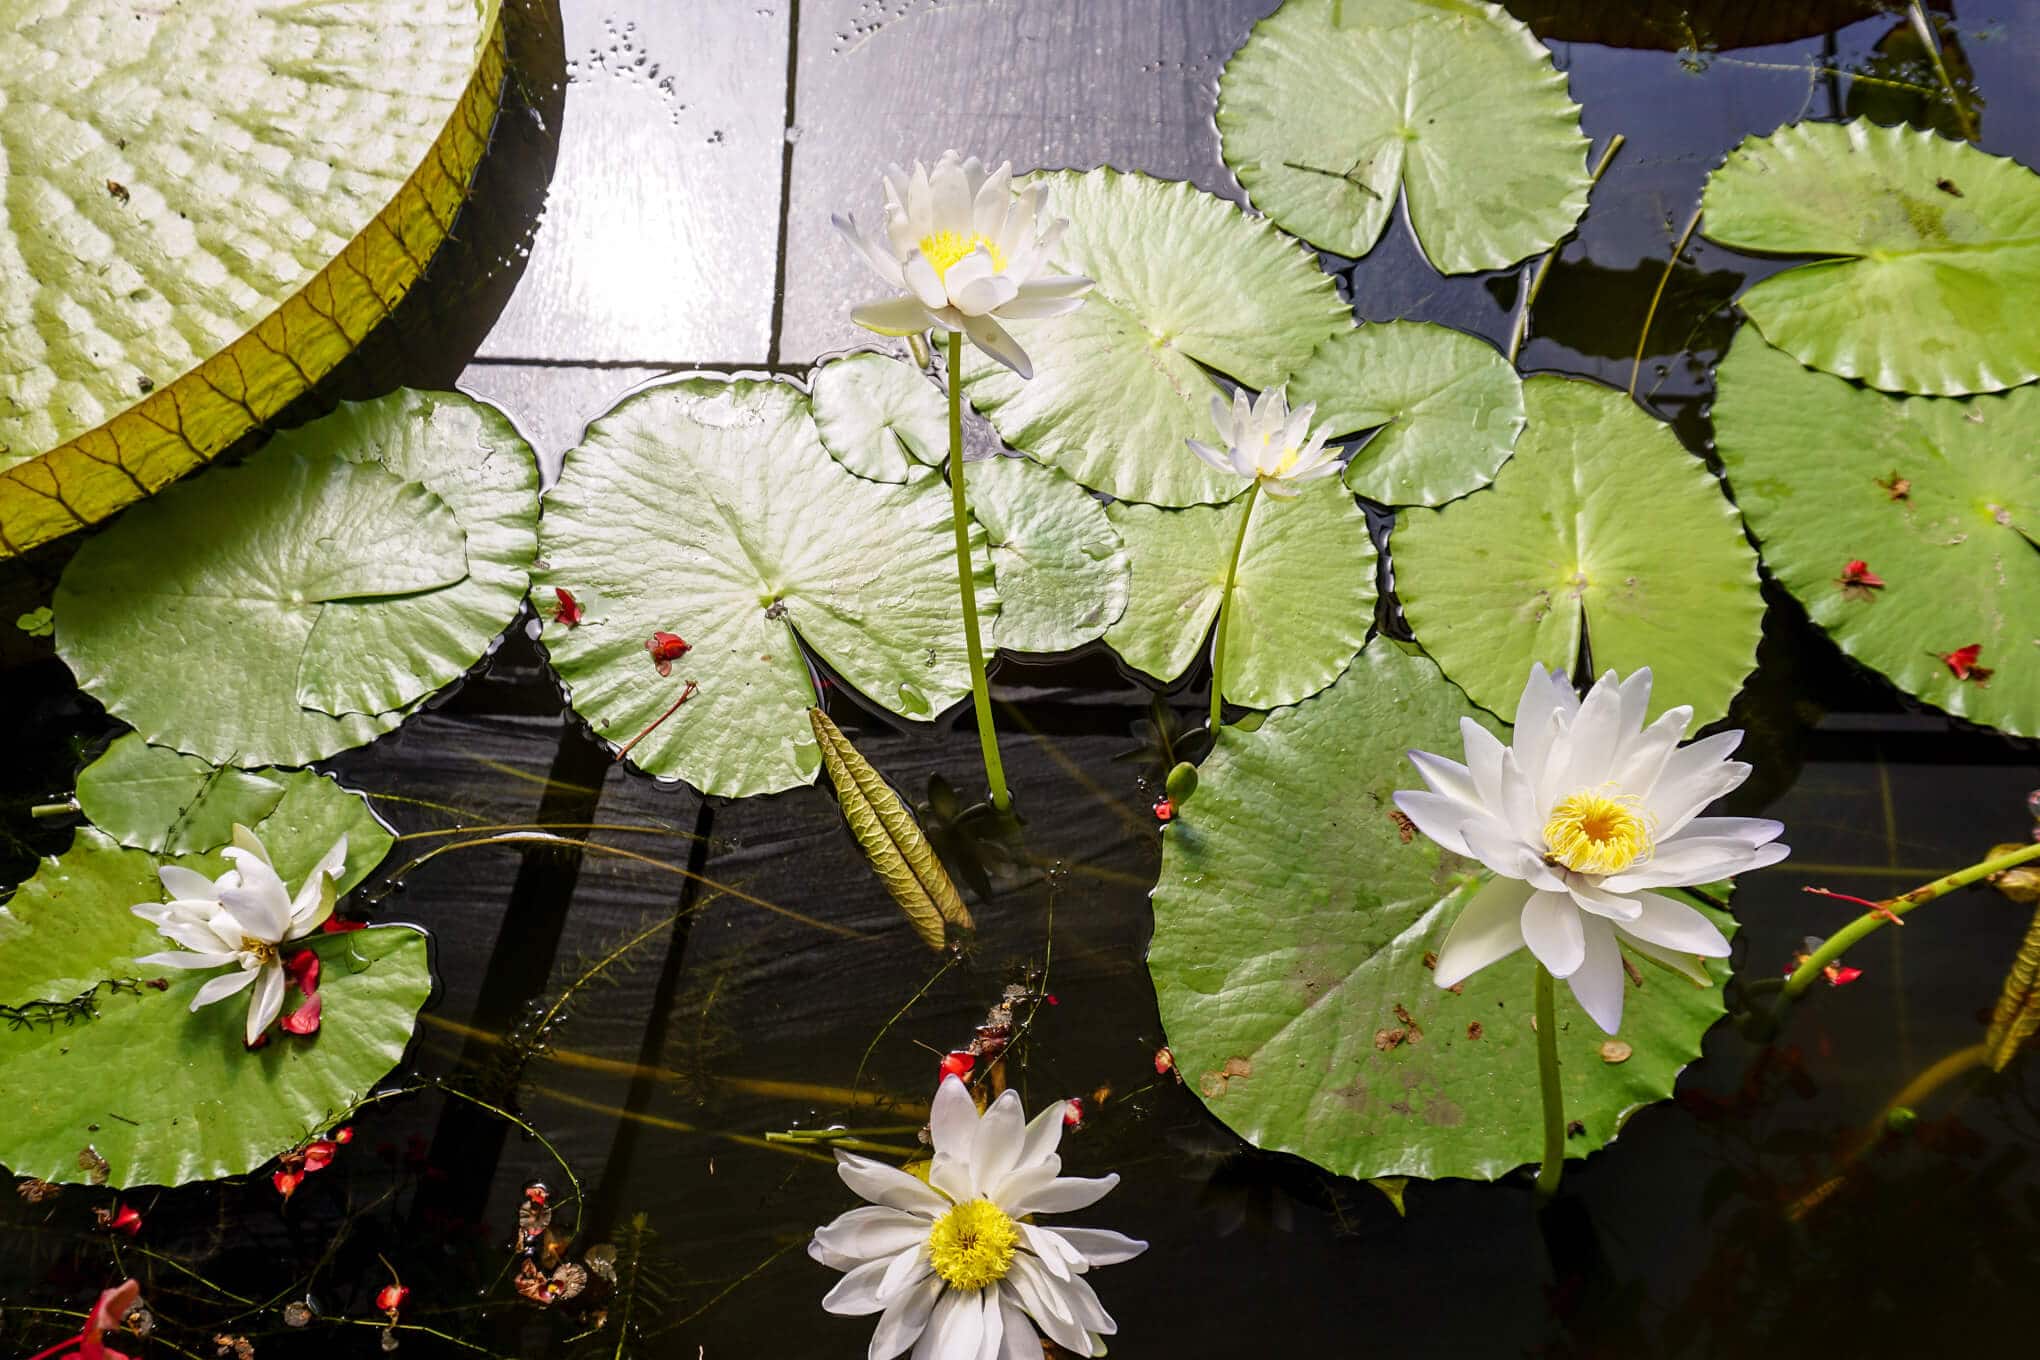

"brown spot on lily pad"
[1600,1039,1633,1064]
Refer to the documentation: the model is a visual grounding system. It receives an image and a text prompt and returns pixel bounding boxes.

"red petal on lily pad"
[1939,643,1993,684]
[321,916,367,933]
[553,587,584,627]
[644,630,690,677]
[284,950,319,995]
[280,992,322,1035]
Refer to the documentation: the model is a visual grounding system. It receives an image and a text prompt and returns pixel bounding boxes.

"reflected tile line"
[765,0,804,366]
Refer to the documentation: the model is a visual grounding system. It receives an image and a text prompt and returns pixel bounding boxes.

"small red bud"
[1153,797,1174,822]
[937,1051,975,1081]
[376,1284,409,1314]
[106,1202,143,1235]
[645,631,691,677]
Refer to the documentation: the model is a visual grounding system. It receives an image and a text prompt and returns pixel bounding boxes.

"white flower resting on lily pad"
[1394,665,1788,1034]
[1185,386,1340,497]
[810,1075,1146,1359]
[133,824,348,1046]
[834,151,1093,379]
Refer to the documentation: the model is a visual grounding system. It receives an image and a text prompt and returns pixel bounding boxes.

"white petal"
[1600,838,1789,892]
[157,865,222,901]
[138,949,241,971]
[1433,875,1532,988]
[1612,668,1654,746]
[836,1151,951,1216]
[1641,730,1746,828]
[915,1287,982,1360]
[219,879,289,945]
[868,1272,942,1360]
[1608,705,1693,796]
[1186,439,1238,475]
[157,919,242,955]
[1407,747,1478,806]
[1560,672,1625,790]
[992,291,1087,321]
[1391,790,1476,856]
[1012,1097,1067,1176]
[835,212,908,287]
[245,961,286,1044]
[813,1206,931,1265]
[1037,1225,1146,1267]
[1614,892,1733,957]
[1494,749,1546,846]
[1002,1257,1090,1354]
[1460,817,1546,881]
[289,835,348,934]
[876,1242,931,1306]
[972,162,1013,237]
[928,1075,979,1160]
[853,295,940,337]
[1021,1222,1078,1281]
[997,1167,1118,1217]
[1010,273,1091,302]
[1511,665,1571,798]
[944,250,998,299]
[973,1289,1005,1360]
[930,153,973,232]
[954,272,1019,317]
[1671,816,1784,848]
[996,1298,1040,1360]
[1564,875,1643,923]
[968,1089,1027,1197]
[189,968,257,1010]
[228,824,272,864]
[903,254,948,309]
[823,1256,899,1316]
[1567,916,1627,1034]
[1622,934,1715,986]
[1520,891,1587,978]
[960,313,1032,380]
[1460,719,1506,811]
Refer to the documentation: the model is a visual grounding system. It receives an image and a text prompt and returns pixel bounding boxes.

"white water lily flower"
[1394,665,1788,1034]
[833,150,1093,379]
[132,824,348,1046]
[1185,386,1340,497]
[810,1075,1146,1359]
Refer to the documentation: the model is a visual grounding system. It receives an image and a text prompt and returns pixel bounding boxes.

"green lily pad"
[5,767,394,1003]
[75,735,286,856]
[1148,642,1734,1182]
[1713,329,2040,737]
[1103,475,1375,710]
[1283,322,1526,505]
[812,353,948,483]
[0,831,425,1189]
[964,457,1129,654]
[1701,119,2040,395]
[1393,376,1763,729]
[534,377,994,798]
[55,391,539,767]
[1217,0,1591,272]
[960,169,1348,507]
[0,0,506,558]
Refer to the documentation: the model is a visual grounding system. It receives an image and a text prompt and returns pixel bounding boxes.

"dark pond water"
[5,1,2040,1355]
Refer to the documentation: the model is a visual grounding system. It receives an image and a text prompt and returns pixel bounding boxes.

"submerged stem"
[1628,205,1703,398]
[946,331,1009,811]
[1508,133,1626,365]
[1781,841,2040,1003]
[1209,479,1262,732]
[1534,964,1565,1202]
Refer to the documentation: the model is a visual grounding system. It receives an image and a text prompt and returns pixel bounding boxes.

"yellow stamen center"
[240,938,278,965]
[926,1198,1019,1291]
[918,230,1006,279]
[1543,790,1653,875]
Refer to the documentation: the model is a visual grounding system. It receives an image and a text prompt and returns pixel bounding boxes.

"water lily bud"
[1165,760,1199,805]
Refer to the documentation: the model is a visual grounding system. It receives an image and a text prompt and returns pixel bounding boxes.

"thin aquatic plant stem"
[1909,1,1978,142]
[1508,133,1626,365]
[1781,841,2040,1002]
[1628,205,1703,398]
[946,330,1009,811]
[1209,479,1263,732]
[1534,964,1565,1201]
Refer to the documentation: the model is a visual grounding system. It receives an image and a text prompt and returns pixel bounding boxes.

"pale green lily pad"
[812,353,948,483]
[1713,329,2039,737]
[75,734,286,856]
[56,390,539,767]
[1148,642,1734,1182]
[961,169,1348,507]
[1701,119,2040,395]
[1393,376,1763,729]
[534,377,994,798]
[1103,475,1375,710]
[0,829,425,1188]
[1283,322,1525,505]
[1217,0,1591,272]
[0,0,506,558]
[965,457,1129,654]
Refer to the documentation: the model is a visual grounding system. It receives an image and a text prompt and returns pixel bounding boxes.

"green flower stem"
[1534,963,1565,1201]
[945,330,1009,812]
[1781,840,2040,1002]
[1209,478,1263,732]
[1507,133,1625,365]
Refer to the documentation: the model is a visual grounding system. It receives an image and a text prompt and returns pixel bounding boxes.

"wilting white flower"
[1185,387,1340,497]
[810,1075,1146,1359]
[1394,666,1788,1034]
[133,824,348,1046]
[834,151,1093,379]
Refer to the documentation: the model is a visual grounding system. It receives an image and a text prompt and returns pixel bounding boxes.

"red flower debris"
[644,631,691,677]
[552,588,584,627]
[937,1051,975,1081]
[94,1203,143,1236]
[1875,470,1911,501]
[37,1278,146,1360]
[1938,643,1992,684]
[1153,1046,1175,1077]
[1152,797,1174,822]
[321,915,367,934]
[1824,964,1864,987]
[376,1283,409,1316]
[272,1132,345,1200]
[1836,559,1886,601]
[280,949,322,1036]
[1061,1098,1084,1129]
